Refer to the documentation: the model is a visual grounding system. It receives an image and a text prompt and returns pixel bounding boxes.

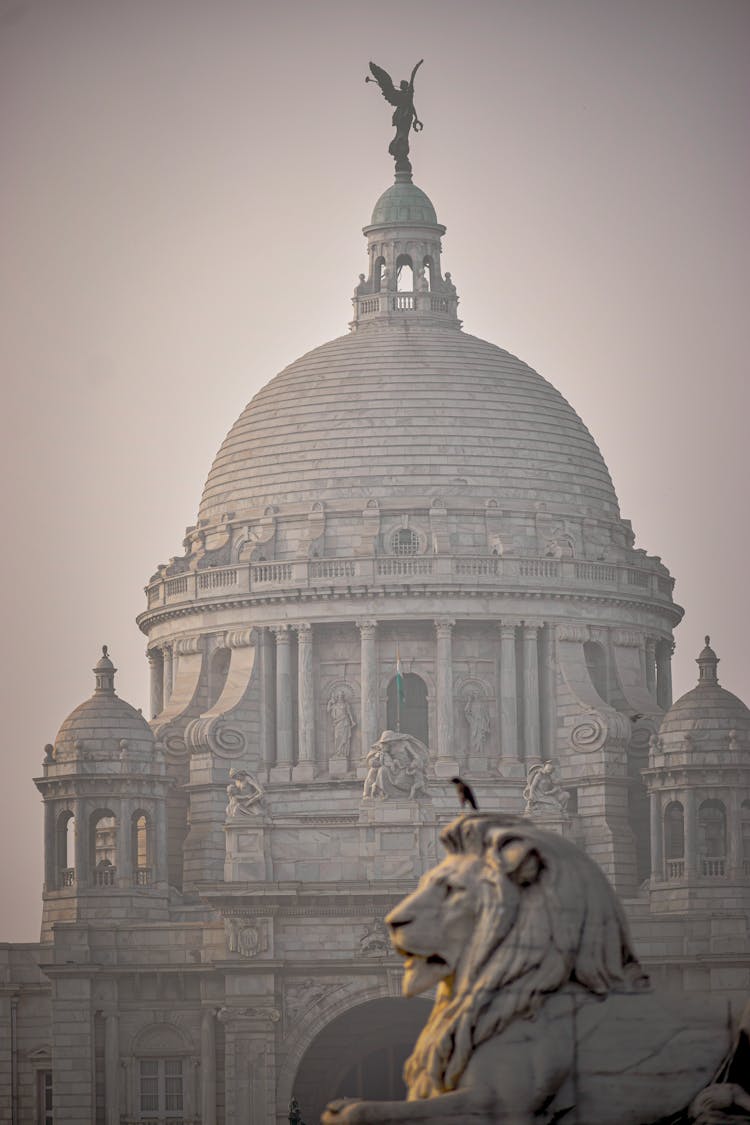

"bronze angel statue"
[366,59,424,175]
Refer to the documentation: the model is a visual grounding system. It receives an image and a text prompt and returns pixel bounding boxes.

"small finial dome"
[696,635,719,685]
[94,645,117,694]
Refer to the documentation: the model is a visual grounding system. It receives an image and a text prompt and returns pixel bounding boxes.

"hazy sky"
[1,0,748,941]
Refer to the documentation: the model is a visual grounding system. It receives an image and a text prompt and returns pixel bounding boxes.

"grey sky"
[1,0,748,939]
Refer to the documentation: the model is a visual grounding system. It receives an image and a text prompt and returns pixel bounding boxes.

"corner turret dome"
[53,647,154,759]
[658,636,750,749]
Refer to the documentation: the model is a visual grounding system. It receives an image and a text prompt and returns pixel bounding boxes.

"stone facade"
[1,176,748,1125]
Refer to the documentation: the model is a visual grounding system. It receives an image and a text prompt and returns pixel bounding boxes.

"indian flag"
[395,645,406,705]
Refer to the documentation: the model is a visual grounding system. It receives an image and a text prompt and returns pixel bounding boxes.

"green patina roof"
[369,181,438,226]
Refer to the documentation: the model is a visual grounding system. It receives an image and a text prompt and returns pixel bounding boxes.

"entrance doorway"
[290,996,431,1124]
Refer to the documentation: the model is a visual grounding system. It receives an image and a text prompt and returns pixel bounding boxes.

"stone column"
[434,618,458,777]
[116,798,132,886]
[270,626,293,781]
[522,624,541,764]
[258,628,275,773]
[684,789,697,879]
[154,793,169,885]
[540,623,557,762]
[656,640,673,710]
[200,1008,217,1125]
[104,1011,119,1125]
[73,798,89,888]
[293,624,315,781]
[44,801,56,891]
[358,620,379,758]
[649,791,663,882]
[147,648,164,719]
[645,637,657,696]
[162,644,173,707]
[499,621,520,768]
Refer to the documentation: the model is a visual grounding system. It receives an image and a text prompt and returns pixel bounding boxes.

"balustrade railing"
[518,559,560,579]
[377,557,433,577]
[666,859,684,879]
[60,867,75,887]
[143,554,674,606]
[197,567,238,590]
[135,866,153,886]
[309,559,357,580]
[93,865,116,887]
[701,856,726,877]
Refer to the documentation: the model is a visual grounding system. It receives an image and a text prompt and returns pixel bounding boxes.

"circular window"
[391,529,420,556]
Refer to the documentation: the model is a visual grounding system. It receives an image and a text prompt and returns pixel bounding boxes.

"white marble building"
[1,171,748,1125]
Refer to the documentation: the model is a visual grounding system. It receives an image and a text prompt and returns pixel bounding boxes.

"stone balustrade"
[143,555,675,611]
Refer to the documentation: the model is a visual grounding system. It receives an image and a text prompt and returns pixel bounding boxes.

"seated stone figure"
[323,813,750,1125]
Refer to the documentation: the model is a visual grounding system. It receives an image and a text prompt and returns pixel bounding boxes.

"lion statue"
[323,814,749,1125]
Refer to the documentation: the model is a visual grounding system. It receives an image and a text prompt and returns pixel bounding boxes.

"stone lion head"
[385,813,647,1099]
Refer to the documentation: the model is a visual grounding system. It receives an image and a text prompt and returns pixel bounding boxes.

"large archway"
[290,997,431,1124]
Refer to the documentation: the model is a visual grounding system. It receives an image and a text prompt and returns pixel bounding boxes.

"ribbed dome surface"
[198,326,619,524]
[56,694,154,754]
[369,181,438,226]
[659,683,750,742]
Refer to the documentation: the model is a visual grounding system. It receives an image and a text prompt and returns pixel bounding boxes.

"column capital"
[356,618,378,637]
[146,647,160,664]
[270,624,292,641]
[521,620,542,635]
[498,618,521,634]
[435,617,455,638]
[293,622,313,638]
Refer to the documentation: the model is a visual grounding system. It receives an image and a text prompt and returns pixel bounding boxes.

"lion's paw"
[321,1096,365,1124]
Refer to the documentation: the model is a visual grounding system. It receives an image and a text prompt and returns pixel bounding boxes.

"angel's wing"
[369,60,399,107]
[408,58,424,90]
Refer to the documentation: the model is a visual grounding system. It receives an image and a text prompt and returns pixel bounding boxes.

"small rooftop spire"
[696,635,719,685]
[93,644,117,694]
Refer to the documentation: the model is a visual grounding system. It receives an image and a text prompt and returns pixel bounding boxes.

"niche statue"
[323,813,750,1124]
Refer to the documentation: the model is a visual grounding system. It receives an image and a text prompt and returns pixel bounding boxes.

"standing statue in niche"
[225,768,266,817]
[362,731,430,800]
[523,760,570,816]
[464,690,491,756]
[366,59,424,175]
[327,689,356,760]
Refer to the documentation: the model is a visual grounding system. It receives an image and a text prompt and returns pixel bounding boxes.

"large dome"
[198,325,620,526]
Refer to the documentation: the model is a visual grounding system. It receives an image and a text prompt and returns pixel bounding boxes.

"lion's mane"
[404,814,648,1100]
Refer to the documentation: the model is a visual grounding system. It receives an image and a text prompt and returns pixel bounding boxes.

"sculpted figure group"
[362,731,429,800]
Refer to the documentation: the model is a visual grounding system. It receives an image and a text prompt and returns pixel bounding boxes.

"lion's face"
[385,851,524,998]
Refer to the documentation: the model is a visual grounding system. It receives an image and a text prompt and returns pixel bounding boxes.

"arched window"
[391,529,419,556]
[56,811,75,887]
[132,811,152,885]
[584,641,608,702]
[664,802,684,859]
[396,254,413,292]
[386,673,429,746]
[698,800,726,876]
[90,809,117,886]
[206,645,231,709]
[741,801,750,876]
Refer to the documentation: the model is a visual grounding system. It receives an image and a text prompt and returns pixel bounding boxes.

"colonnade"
[253,618,555,776]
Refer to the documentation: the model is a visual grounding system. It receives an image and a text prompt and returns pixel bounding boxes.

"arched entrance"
[386,673,429,745]
[291,997,431,1124]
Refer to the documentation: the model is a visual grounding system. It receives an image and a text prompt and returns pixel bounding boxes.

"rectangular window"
[139,1058,184,1119]
[37,1070,53,1125]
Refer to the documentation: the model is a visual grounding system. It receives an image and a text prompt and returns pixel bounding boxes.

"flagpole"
[395,642,401,733]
